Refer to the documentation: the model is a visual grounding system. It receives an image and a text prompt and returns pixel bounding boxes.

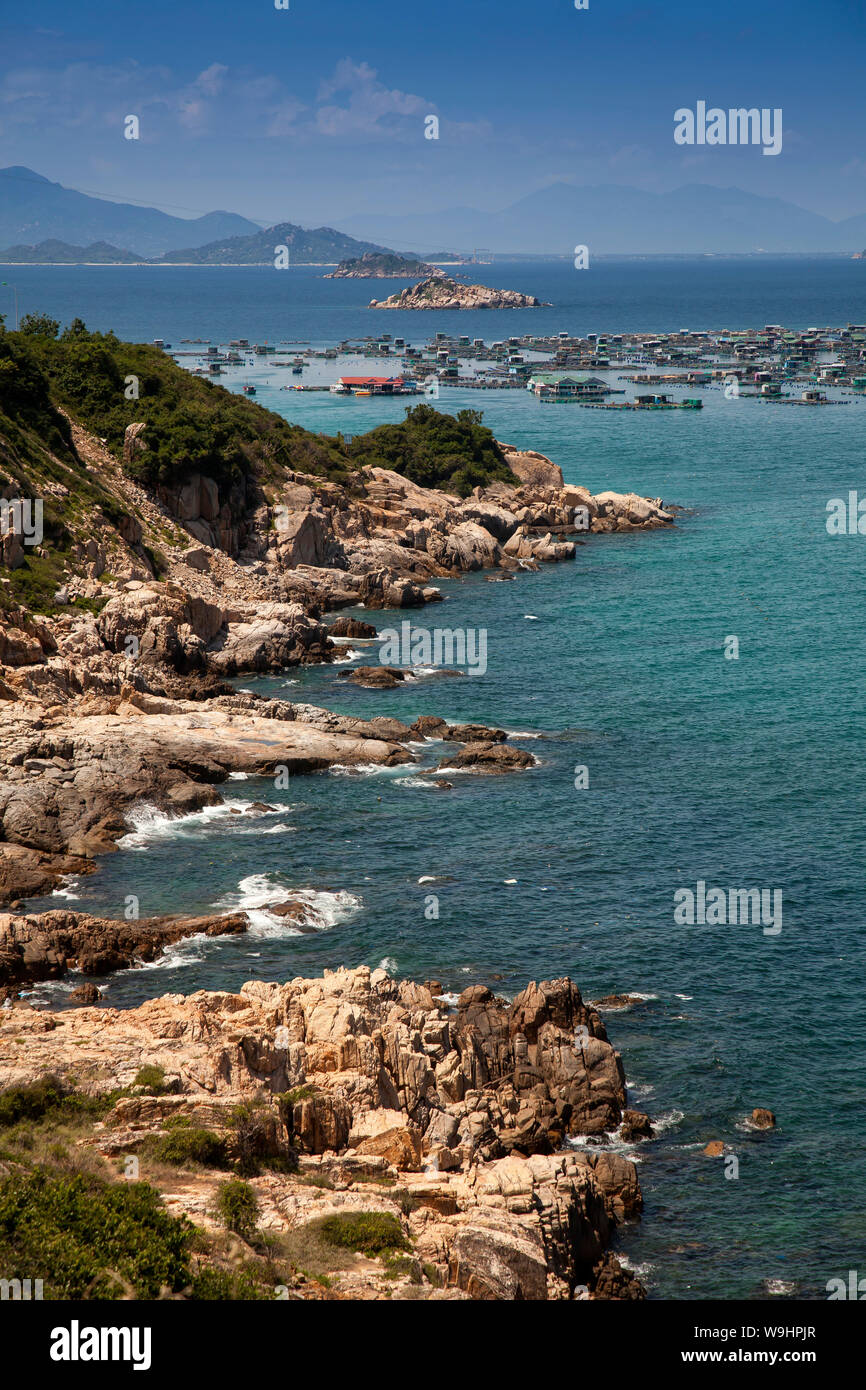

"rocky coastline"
[0,965,648,1299]
[1,417,673,906]
[0,379,676,1298]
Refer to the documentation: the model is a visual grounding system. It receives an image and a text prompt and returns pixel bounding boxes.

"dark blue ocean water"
[4,254,865,343]
[21,259,866,1300]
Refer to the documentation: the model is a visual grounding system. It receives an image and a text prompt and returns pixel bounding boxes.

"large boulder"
[498,443,564,489]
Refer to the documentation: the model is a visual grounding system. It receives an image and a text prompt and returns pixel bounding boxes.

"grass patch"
[188,1264,273,1301]
[383,1253,423,1284]
[314,1211,409,1257]
[143,1117,229,1170]
[0,1077,122,1153]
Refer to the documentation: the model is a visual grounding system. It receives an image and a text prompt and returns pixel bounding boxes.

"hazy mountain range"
[3,167,866,259]
[340,182,866,255]
[0,167,259,257]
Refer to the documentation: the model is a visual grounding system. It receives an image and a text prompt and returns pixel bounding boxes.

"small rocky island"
[326,251,441,279]
[370,274,545,310]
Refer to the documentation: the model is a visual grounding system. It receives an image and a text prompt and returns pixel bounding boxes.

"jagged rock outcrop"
[0,966,644,1299]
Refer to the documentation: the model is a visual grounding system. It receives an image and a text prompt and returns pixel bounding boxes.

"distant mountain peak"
[0,165,55,183]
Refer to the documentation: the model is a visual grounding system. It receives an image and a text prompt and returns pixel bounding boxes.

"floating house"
[528,373,609,401]
[329,376,419,396]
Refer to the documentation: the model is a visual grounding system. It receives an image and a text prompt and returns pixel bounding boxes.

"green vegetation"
[1,316,517,617]
[21,322,352,492]
[215,1178,259,1239]
[383,1253,423,1283]
[145,1117,229,1170]
[0,1168,193,1299]
[188,1264,273,1300]
[346,403,514,496]
[331,251,425,276]
[133,1063,170,1095]
[0,1076,117,1130]
[314,1210,409,1256]
[0,324,145,614]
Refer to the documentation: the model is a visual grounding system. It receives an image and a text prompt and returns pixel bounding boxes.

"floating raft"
[577,399,703,411]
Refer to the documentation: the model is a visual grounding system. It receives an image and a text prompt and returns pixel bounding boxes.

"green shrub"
[147,1118,228,1169]
[347,403,514,496]
[383,1253,422,1283]
[315,1210,409,1256]
[134,1064,168,1095]
[215,1179,259,1239]
[0,1077,115,1130]
[0,1168,192,1298]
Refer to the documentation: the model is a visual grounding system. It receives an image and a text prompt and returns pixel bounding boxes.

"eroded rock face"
[0,965,642,1300]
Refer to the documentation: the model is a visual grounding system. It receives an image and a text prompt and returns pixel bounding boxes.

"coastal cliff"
[0,965,647,1300]
[369,275,543,309]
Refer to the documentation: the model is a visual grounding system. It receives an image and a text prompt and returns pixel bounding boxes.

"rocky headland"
[1,400,673,905]
[0,327,676,1298]
[0,965,648,1299]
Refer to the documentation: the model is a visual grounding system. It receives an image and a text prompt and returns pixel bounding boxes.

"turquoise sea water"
[22,260,866,1300]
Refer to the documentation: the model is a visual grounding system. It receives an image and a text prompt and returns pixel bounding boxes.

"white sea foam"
[651,1108,685,1134]
[566,1133,644,1161]
[328,762,402,777]
[763,1278,797,1296]
[331,648,364,665]
[228,772,250,781]
[378,956,397,972]
[434,992,460,1007]
[215,873,361,937]
[118,800,282,849]
[51,876,81,900]
[616,1253,655,1279]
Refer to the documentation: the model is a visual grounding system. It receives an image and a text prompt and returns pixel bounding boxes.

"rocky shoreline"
[1,422,673,905]
[0,965,648,1299]
[0,396,676,1298]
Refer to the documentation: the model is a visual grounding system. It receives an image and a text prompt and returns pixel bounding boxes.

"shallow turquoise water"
[23,261,866,1299]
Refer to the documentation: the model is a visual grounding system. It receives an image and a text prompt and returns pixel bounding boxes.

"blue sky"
[2,0,865,226]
